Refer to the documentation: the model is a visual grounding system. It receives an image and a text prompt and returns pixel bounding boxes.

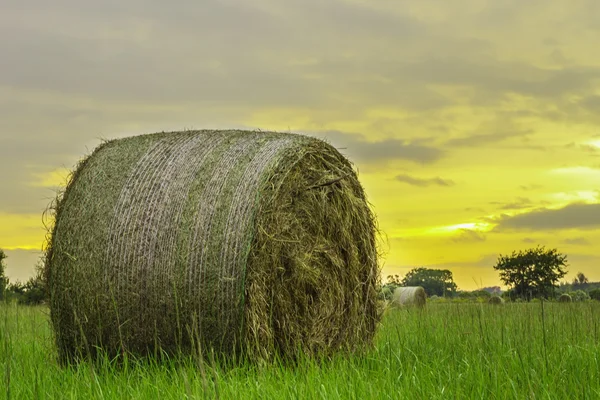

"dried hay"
[558,293,572,303]
[390,286,426,309]
[488,295,504,305]
[43,130,381,364]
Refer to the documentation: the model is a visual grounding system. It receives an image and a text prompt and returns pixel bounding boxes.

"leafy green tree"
[401,267,457,297]
[589,288,600,301]
[22,260,47,305]
[572,272,589,290]
[386,274,403,285]
[0,249,7,300]
[493,246,568,301]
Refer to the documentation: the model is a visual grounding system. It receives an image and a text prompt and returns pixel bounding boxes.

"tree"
[572,272,589,290]
[4,260,47,305]
[401,267,457,297]
[492,246,568,301]
[0,248,7,300]
[22,260,47,305]
[386,274,403,285]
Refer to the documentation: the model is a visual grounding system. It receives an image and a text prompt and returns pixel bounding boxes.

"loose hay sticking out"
[488,295,504,305]
[390,286,427,309]
[44,130,381,364]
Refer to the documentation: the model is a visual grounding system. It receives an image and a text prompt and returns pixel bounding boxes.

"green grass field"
[2,302,599,399]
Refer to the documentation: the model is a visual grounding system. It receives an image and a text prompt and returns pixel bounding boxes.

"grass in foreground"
[1,302,599,399]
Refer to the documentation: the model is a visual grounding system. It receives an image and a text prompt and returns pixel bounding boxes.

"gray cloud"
[522,237,538,244]
[395,174,454,187]
[562,237,591,246]
[0,0,599,219]
[519,184,544,191]
[399,56,600,100]
[464,207,486,212]
[490,197,533,211]
[0,0,436,111]
[423,253,501,270]
[563,141,600,156]
[493,203,600,231]
[577,95,600,113]
[445,129,534,147]
[313,131,445,165]
[450,229,486,243]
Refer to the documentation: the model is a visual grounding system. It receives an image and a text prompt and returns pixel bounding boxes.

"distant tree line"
[0,249,7,299]
[1,243,598,306]
[383,245,600,303]
[0,249,47,305]
[382,267,458,300]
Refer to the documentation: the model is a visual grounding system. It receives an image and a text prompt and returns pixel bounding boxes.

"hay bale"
[390,286,426,308]
[488,295,504,305]
[558,293,572,303]
[44,130,380,364]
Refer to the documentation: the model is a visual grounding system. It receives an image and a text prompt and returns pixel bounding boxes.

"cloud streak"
[493,203,600,231]
[314,131,446,164]
[562,237,591,246]
[450,229,486,243]
[395,174,455,187]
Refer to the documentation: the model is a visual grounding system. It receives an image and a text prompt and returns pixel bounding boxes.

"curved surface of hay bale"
[390,286,427,308]
[558,293,572,303]
[488,295,504,305]
[44,130,380,363]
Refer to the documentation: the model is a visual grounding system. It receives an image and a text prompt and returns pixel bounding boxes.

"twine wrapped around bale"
[390,286,427,309]
[44,130,380,364]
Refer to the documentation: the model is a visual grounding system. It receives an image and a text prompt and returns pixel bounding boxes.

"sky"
[1,0,599,290]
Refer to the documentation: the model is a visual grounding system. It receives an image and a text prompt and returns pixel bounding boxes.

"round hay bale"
[488,295,504,305]
[558,293,572,303]
[44,130,380,364]
[390,286,426,308]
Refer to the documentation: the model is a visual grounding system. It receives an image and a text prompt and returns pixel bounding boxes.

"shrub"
[569,290,590,302]
[589,288,600,301]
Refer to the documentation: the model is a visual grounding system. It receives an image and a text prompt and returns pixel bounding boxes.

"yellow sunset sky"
[1,0,599,290]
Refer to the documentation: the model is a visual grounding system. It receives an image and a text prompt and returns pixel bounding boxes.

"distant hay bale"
[44,130,380,364]
[390,286,426,308]
[488,295,504,305]
[558,293,572,303]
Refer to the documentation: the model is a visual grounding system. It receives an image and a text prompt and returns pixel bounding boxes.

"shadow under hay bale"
[44,129,381,365]
[390,286,427,309]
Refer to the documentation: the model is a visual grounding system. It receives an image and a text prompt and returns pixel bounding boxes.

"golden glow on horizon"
[28,167,70,188]
[550,166,600,175]
[427,222,491,234]
[548,191,599,204]
[585,139,600,148]
[0,213,47,251]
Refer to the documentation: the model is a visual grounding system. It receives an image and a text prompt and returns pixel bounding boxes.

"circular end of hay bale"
[390,286,427,309]
[558,293,572,303]
[488,295,504,305]
[44,130,381,364]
